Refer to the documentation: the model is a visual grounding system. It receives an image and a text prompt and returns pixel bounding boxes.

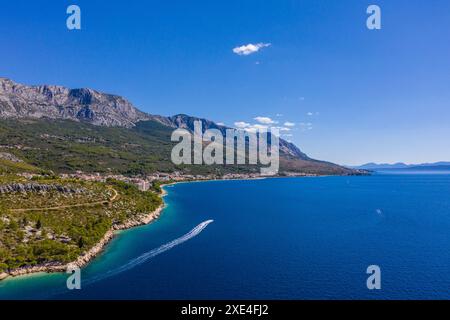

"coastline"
[0,188,169,282]
[0,174,366,282]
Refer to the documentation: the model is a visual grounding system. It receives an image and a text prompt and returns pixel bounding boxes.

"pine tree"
[78,236,84,248]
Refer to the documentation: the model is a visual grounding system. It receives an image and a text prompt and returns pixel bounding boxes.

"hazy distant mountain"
[351,162,450,170]
[0,77,358,176]
[350,163,409,170]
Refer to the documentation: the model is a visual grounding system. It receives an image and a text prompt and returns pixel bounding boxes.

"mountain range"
[350,162,450,171]
[0,77,358,176]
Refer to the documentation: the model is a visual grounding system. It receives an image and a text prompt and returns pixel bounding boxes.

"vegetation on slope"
[0,159,42,174]
[0,118,353,176]
[0,176,162,272]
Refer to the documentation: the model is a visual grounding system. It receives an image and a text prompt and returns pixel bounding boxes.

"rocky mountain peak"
[0,78,149,127]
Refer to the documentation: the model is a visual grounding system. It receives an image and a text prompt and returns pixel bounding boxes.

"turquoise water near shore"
[1,174,450,299]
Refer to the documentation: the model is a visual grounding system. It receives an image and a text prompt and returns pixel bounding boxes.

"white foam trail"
[83,219,214,286]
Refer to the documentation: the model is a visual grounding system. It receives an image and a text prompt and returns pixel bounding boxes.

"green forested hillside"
[0,118,353,176]
[0,177,162,272]
[0,119,177,175]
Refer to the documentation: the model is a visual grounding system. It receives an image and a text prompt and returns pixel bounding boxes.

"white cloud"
[234,121,250,128]
[244,124,270,133]
[307,112,313,116]
[233,43,271,56]
[216,122,225,126]
[254,116,276,124]
[234,119,292,136]
[299,122,313,131]
[270,126,291,132]
[284,122,295,127]
[233,123,270,133]
[252,124,269,130]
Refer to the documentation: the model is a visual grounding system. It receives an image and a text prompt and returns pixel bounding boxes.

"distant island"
[349,162,450,171]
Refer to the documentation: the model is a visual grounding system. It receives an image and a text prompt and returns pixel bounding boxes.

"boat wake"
[83,219,214,286]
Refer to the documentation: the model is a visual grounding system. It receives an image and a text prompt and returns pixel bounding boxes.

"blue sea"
[1,174,450,300]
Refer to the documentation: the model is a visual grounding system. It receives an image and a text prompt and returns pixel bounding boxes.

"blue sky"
[1,0,449,165]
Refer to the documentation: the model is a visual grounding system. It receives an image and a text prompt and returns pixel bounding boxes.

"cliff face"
[0,78,150,127]
[0,183,84,194]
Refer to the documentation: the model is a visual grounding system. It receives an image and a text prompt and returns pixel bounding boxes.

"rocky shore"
[0,192,166,282]
[0,183,84,194]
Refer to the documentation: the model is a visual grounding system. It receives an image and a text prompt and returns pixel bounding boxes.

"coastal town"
[58,171,263,190]
[34,171,319,191]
